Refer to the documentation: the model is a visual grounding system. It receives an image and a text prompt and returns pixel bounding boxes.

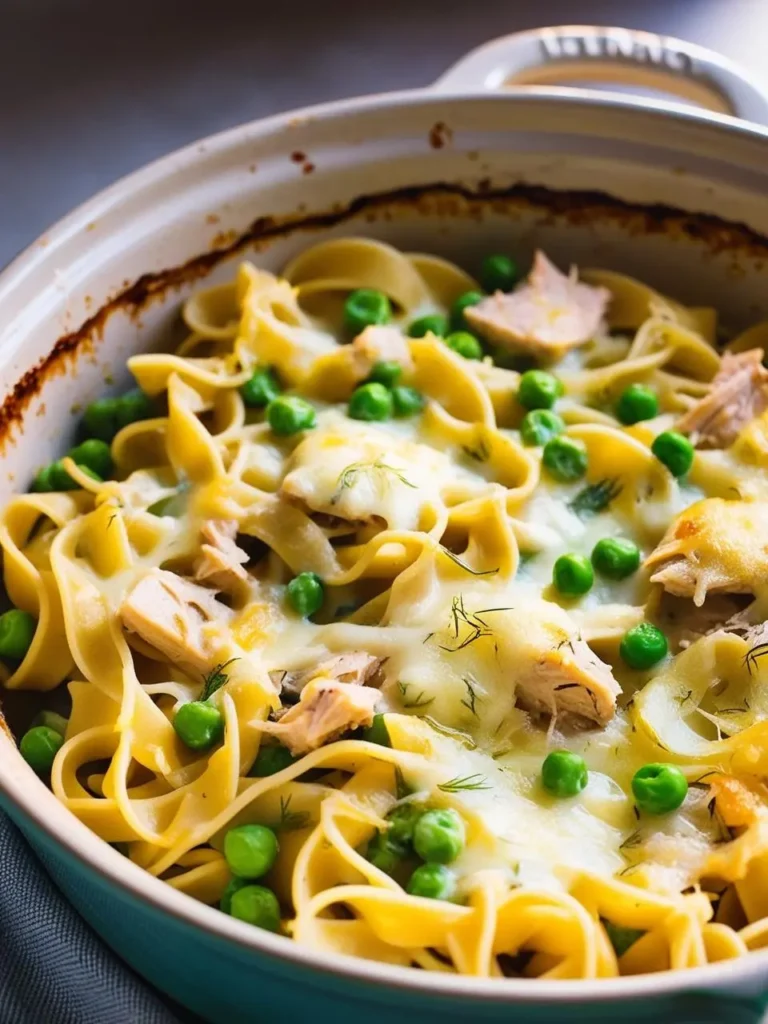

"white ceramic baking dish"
[1,25,768,1024]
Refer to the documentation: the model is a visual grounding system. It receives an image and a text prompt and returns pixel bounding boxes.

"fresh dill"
[440,546,499,577]
[437,773,491,793]
[275,794,310,832]
[439,594,513,653]
[460,677,479,718]
[201,658,239,701]
[331,457,416,504]
[461,439,491,463]
[397,681,435,710]
[568,477,623,517]
[744,641,768,676]
[619,830,644,851]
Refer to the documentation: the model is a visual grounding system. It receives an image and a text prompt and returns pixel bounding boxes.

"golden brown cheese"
[646,498,768,606]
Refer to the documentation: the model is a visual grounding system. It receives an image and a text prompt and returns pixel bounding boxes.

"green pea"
[591,537,641,580]
[344,289,392,334]
[224,824,279,879]
[115,389,154,429]
[450,290,484,331]
[387,803,421,846]
[229,884,281,931]
[31,464,57,493]
[286,572,324,617]
[445,331,483,361]
[267,396,317,436]
[33,461,74,492]
[406,863,456,901]
[83,397,121,442]
[518,370,563,411]
[407,314,448,339]
[367,361,403,387]
[391,386,425,418]
[348,382,393,421]
[366,830,407,876]
[632,763,688,815]
[480,254,519,293]
[616,384,658,426]
[552,553,594,596]
[19,725,64,775]
[603,920,645,957]
[520,409,565,447]
[67,439,114,479]
[413,807,465,864]
[31,710,68,736]
[219,877,249,914]
[173,701,224,751]
[620,622,668,670]
[0,609,36,661]
[49,461,79,491]
[651,430,694,478]
[241,368,280,408]
[541,436,588,482]
[249,744,296,777]
[33,461,101,492]
[361,713,390,747]
[541,750,588,798]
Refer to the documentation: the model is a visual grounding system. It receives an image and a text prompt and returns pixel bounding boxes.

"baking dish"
[2,24,768,1023]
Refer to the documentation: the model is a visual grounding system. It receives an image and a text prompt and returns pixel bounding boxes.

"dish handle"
[432,24,768,125]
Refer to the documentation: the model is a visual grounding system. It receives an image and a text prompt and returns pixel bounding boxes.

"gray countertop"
[2,0,768,268]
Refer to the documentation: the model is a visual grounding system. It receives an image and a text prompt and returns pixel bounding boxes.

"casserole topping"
[7,238,768,980]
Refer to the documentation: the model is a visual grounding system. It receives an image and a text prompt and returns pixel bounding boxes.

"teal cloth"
[0,811,192,1024]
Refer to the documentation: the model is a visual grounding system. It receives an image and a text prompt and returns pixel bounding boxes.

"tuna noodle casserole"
[5,238,768,979]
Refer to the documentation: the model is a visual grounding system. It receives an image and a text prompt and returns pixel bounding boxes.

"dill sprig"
[437,773,491,793]
[331,457,416,504]
[744,641,768,676]
[275,794,310,832]
[440,546,499,577]
[439,594,513,653]
[201,658,239,701]
[460,677,479,718]
[461,439,491,463]
[397,681,435,710]
[568,477,623,517]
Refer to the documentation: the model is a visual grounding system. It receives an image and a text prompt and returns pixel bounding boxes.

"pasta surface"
[7,237,768,981]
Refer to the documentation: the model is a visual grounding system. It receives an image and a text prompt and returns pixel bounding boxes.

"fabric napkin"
[0,810,191,1024]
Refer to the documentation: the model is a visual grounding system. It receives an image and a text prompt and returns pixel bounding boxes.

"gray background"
[2,0,768,267]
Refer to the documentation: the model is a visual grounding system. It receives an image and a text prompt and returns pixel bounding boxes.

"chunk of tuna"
[259,676,379,754]
[120,568,229,673]
[465,251,610,357]
[193,519,248,591]
[515,636,621,726]
[676,349,768,449]
[270,652,385,699]
[348,326,413,382]
[646,499,768,606]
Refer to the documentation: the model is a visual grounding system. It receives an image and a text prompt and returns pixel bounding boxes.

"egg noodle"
[6,236,768,980]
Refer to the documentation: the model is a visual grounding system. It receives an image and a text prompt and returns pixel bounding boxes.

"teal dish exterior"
[2,801,766,1024]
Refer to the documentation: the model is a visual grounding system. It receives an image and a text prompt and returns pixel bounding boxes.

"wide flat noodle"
[6,239,768,984]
